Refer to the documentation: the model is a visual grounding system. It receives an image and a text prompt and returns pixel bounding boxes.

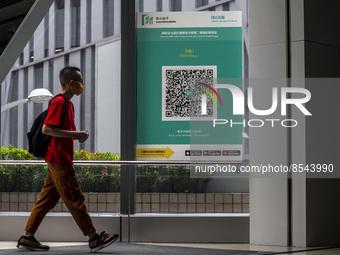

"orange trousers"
[25,162,96,236]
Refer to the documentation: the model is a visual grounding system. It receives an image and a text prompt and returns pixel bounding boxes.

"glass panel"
[135,0,249,214]
[196,0,209,8]
[157,0,163,12]
[170,0,182,11]
[136,165,249,214]
[23,68,28,144]
[103,0,115,38]
[223,3,230,11]
[8,72,19,147]
[86,0,92,43]
[1,0,121,153]
[0,162,120,214]
[0,0,122,213]
[33,63,44,117]
[138,0,144,12]
[0,161,248,215]
[19,52,24,65]
[29,37,34,62]
[55,0,65,53]
[44,12,49,57]
[70,0,81,48]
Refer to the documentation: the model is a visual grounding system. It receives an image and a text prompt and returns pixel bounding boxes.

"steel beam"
[0,0,54,84]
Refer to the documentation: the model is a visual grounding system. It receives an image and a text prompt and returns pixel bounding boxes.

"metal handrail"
[0,159,242,242]
[0,160,242,165]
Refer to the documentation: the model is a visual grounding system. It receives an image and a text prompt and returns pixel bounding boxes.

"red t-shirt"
[43,94,76,166]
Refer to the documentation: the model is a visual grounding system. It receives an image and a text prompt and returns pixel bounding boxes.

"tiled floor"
[144,243,340,254]
[0,242,86,250]
[1,241,340,254]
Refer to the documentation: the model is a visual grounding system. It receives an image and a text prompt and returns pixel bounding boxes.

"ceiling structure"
[0,0,35,55]
[0,0,53,84]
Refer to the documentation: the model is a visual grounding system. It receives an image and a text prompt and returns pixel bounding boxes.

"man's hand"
[77,130,89,143]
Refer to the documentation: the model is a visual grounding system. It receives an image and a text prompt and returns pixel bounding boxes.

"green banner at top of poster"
[136,11,243,161]
[136,11,241,28]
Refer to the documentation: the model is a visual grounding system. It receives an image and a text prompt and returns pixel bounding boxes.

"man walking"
[17,66,118,253]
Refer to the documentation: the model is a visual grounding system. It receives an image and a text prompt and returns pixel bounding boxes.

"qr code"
[162,66,217,121]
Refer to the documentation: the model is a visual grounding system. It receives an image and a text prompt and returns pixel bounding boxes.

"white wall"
[96,39,121,154]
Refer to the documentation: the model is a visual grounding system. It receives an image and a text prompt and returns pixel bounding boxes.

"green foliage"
[136,165,210,193]
[0,145,36,160]
[74,150,120,161]
[0,146,120,192]
[0,146,210,193]
[0,145,47,192]
[137,166,163,192]
[73,150,120,192]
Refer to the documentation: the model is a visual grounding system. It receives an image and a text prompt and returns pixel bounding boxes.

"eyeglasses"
[72,78,84,83]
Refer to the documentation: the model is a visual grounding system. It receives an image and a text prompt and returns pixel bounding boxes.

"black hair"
[59,66,81,87]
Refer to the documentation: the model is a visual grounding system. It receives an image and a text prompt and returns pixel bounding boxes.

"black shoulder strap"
[48,94,68,128]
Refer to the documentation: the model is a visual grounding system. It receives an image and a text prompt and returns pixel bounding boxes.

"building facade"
[1,0,248,154]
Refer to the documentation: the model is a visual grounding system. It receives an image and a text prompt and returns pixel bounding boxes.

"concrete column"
[114,0,121,34]
[291,0,340,247]
[48,3,55,56]
[52,56,65,94]
[34,21,44,61]
[249,0,289,246]
[41,61,50,114]
[27,67,34,124]
[91,1,103,41]
[23,44,30,66]
[249,0,340,247]
[80,0,87,46]
[182,0,195,11]
[143,0,157,12]
[84,47,93,152]
[162,0,170,11]
[17,70,25,148]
